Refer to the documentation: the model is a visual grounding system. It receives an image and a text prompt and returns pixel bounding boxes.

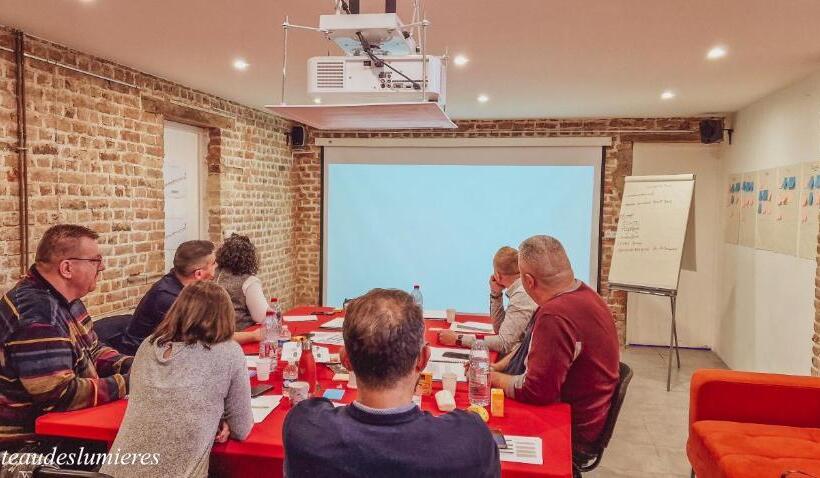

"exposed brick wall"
[298,119,712,342]
[0,30,20,291]
[291,142,323,306]
[0,28,298,315]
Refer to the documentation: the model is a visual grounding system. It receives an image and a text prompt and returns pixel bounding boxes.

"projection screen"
[321,138,606,312]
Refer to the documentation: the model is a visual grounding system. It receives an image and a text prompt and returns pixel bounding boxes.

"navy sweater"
[283,398,500,478]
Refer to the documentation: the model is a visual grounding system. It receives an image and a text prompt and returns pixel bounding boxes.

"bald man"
[490,235,619,457]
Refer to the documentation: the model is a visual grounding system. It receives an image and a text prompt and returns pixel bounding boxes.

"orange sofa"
[687,369,820,478]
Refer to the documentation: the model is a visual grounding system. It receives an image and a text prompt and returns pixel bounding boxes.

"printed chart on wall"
[768,164,800,255]
[755,168,779,251]
[798,161,820,259]
[738,171,757,247]
[724,173,741,244]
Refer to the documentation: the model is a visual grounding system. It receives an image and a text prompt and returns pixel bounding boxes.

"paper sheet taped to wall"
[798,161,820,259]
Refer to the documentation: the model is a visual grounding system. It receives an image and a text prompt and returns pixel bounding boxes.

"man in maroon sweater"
[490,235,619,456]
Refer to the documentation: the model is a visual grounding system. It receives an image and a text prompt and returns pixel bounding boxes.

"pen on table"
[455,324,490,331]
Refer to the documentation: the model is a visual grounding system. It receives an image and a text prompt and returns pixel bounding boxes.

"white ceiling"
[2,0,820,119]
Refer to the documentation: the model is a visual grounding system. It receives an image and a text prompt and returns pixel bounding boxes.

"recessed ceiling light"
[660,90,676,100]
[477,94,489,103]
[232,59,249,71]
[706,45,728,60]
[313,97,322,104]
[453,55,469,66]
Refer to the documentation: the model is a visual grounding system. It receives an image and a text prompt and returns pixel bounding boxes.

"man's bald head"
[518,235,575,302]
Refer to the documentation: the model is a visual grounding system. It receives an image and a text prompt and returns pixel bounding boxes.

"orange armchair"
[687,369,820,478]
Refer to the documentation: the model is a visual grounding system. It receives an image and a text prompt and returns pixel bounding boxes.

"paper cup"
[256,358,272,381]
[288,381,310,405]
[446,308,456,324]
[442,371,457,396]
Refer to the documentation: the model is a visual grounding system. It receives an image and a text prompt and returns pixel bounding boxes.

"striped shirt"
[0,266,132,444]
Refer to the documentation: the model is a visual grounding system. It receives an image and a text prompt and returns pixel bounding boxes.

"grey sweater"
[100,338,253,478]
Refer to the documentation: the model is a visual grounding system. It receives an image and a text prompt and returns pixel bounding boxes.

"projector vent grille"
[315,61,345,89]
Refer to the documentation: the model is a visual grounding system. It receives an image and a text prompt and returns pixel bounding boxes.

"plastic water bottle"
[278,324,292,349]
[468,339,491,407]
[270,298,283,329]
[283,358,298,387]
[410,284,423,309]
[259,309,280,369]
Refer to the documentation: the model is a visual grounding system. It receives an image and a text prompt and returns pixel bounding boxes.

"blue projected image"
[325,164,596,312]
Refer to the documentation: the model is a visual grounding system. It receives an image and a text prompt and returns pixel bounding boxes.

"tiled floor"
[586,345,727,478]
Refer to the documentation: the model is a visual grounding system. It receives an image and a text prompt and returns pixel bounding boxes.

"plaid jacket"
[0,266,132,443]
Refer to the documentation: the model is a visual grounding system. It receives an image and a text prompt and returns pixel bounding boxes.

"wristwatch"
[456,334,465,347]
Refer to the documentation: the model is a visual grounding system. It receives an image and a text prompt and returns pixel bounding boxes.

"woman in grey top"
[101,281,254,478]
[215,234,270,332]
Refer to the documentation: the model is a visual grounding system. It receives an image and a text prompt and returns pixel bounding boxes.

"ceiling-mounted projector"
[308,55,445,105]
[267,1,455,130]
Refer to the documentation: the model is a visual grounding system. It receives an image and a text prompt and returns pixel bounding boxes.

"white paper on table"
[251,395,283,423]
[278,343,337,363]
[313,346,332,363]
[449,321,495,334]
[310,331,345,346]
[424,361,466,382]
[320,317,345,329]
[283,315,318,322]
[281,342,301,361]
[423,309,447,320]
[429,347,471,363]
[498,436,543,465]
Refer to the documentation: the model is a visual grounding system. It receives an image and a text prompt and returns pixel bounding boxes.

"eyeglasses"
[66,257,105,269]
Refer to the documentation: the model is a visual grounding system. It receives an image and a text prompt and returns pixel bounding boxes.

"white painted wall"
[715,70,820,375]
[627,143,722,349]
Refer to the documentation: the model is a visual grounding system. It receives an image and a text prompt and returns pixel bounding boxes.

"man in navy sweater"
[283,288,500,478]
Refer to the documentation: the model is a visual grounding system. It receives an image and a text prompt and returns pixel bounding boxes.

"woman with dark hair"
[215,234,270,333]
[101,281,253,478]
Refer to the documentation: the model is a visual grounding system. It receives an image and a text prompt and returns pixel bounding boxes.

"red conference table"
[36,306,571,478]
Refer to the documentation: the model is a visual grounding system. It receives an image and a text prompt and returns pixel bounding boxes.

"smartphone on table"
[491,429,508,449]
[251,384,274,398]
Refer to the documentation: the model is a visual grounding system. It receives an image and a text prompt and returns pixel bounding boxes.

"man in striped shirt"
[0,224,132,446]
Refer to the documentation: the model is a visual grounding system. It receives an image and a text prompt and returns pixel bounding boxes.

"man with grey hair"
[490,235,619,458]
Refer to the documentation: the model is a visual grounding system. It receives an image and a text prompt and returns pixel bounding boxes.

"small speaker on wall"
[699,119,724,144]
[289,125,306,148]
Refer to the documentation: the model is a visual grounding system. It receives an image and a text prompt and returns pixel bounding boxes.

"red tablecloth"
[36,306,571,478]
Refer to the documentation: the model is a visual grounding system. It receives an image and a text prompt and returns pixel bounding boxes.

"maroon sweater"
[504,282,619,450]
